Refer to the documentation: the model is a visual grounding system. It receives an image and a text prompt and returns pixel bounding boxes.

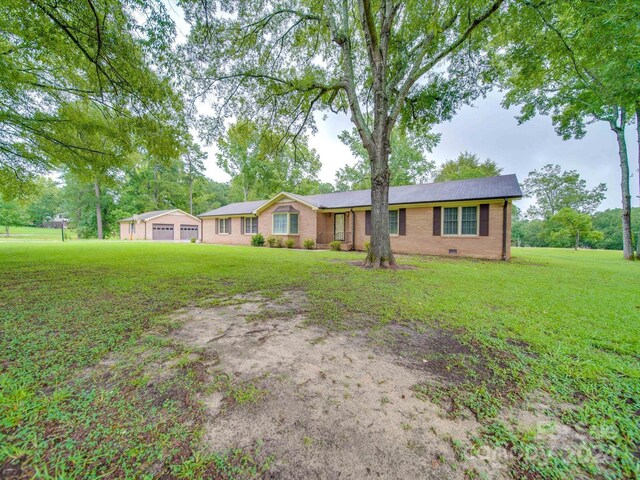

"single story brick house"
[198,175,522,260]
[118,209,200,241]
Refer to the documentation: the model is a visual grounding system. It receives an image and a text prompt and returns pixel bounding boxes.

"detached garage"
[119,209,200,241]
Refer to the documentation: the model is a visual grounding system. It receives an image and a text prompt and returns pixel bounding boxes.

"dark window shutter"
[255,217,258,233]
[479,204,489,236]
[215,218,219,234]
[228,218,232,234]
[241,217,245,234]
[365,210,371,235]
[399,208,406,235]
[433,207,441,236]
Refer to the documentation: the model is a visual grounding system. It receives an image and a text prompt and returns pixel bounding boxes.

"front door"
[334,213,345,241]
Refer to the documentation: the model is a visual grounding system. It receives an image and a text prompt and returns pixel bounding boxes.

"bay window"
[273,212,298,235]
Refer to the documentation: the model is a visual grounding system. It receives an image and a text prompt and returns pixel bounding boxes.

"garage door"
[180,224,199,241]
[152,224,174,240]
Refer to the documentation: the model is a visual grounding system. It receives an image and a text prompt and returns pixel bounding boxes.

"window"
[389,210,399,235]
[218,218,230,234]
[461,207,477,235]
[443,207,458,235]
[272,212,299,235]
[129,223,135,234]
[243,217,258,234]
[443,206,478,236]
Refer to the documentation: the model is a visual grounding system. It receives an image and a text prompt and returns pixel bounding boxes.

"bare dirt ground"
[170,292,520,479]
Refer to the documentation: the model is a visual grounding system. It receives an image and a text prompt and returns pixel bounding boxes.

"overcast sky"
[165,1,638,213]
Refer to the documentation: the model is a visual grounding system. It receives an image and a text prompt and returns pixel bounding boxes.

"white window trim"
[442,206,479,237]
[242,217,258,235]
[272,212,299,235]
[218,217,230,235]
[388,209,400,236]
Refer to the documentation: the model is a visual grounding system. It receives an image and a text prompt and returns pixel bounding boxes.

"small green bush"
[189,237,196,243]
[303,239,315,250]
[364,241,371,253]
[275,238,284,248]
[266,235,277,247]
[285,239,295,249]
[251,233,265,247]
[329,241,342,251]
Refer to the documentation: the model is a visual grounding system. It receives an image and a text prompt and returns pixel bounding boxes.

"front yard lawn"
[0,242,637,478]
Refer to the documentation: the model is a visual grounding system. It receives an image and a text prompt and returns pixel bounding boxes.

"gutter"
[502,199,508,261]
[350,208,356,251]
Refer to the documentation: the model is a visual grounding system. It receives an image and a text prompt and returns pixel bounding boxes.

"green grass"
[0,226,77,241]
[0,242,638,478]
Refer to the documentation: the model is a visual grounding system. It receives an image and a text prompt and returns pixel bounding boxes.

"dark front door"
[180,224,199,241]
[334,213,345,241]
[152,224,174,240]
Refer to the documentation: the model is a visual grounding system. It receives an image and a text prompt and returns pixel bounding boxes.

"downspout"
[502,199,508,261]
[145,221,147,240]
[200,217,203,243]
[350,208,356,251]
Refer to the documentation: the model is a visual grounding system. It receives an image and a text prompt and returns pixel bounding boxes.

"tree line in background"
[1,1,638,259]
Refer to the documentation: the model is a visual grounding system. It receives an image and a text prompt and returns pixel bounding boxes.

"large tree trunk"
[366,148,395,267]
[94,181,103,240]
[611,111,633,259]
[364,120,396,267]
[4,225,9,237]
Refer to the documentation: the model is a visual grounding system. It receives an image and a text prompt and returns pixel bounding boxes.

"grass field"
[0,226,77,241]
[0,242,638,478]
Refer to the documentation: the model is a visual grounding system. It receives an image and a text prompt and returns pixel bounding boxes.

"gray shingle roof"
[199,200,267,217]
[119,210,174,222]
[197,175,522,217]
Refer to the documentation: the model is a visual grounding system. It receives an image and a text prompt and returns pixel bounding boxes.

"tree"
[497,0,640,259]
[0,197,26,236]
[1,0,178,195]
[217,121,323,202]
[522,164,606,219]
[335,126,437,191]
[590,208,640,251]
[24,178,64,227]
[546,208,604,250]
[36,102,136,239]
[434,152,502,182]
[182,140,207,215]
[182,0,507,267]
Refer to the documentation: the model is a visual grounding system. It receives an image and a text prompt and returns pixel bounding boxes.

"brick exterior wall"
[202,199,318,248]
[201,217,252,245]
[352,201,512,260]
[199,199,512,260]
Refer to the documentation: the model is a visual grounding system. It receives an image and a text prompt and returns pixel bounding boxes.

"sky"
[165,1,638,213]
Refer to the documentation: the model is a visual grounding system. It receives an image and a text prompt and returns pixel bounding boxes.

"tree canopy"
[522,164,606,219]
[335,126,437,191]
[434,152,502,182]
[180,0,508,267]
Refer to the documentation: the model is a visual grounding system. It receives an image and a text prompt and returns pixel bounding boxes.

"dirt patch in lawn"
[170,291,510,479]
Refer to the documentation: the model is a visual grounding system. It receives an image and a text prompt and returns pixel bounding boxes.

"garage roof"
[119,209,200,223]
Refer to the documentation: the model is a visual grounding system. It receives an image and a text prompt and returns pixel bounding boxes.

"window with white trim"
[218,218,230,234]
[389,210,399,235]
[243,217,258,234]
[443,206,478,236]
[273,212,299,234]
[129,223,135,234]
